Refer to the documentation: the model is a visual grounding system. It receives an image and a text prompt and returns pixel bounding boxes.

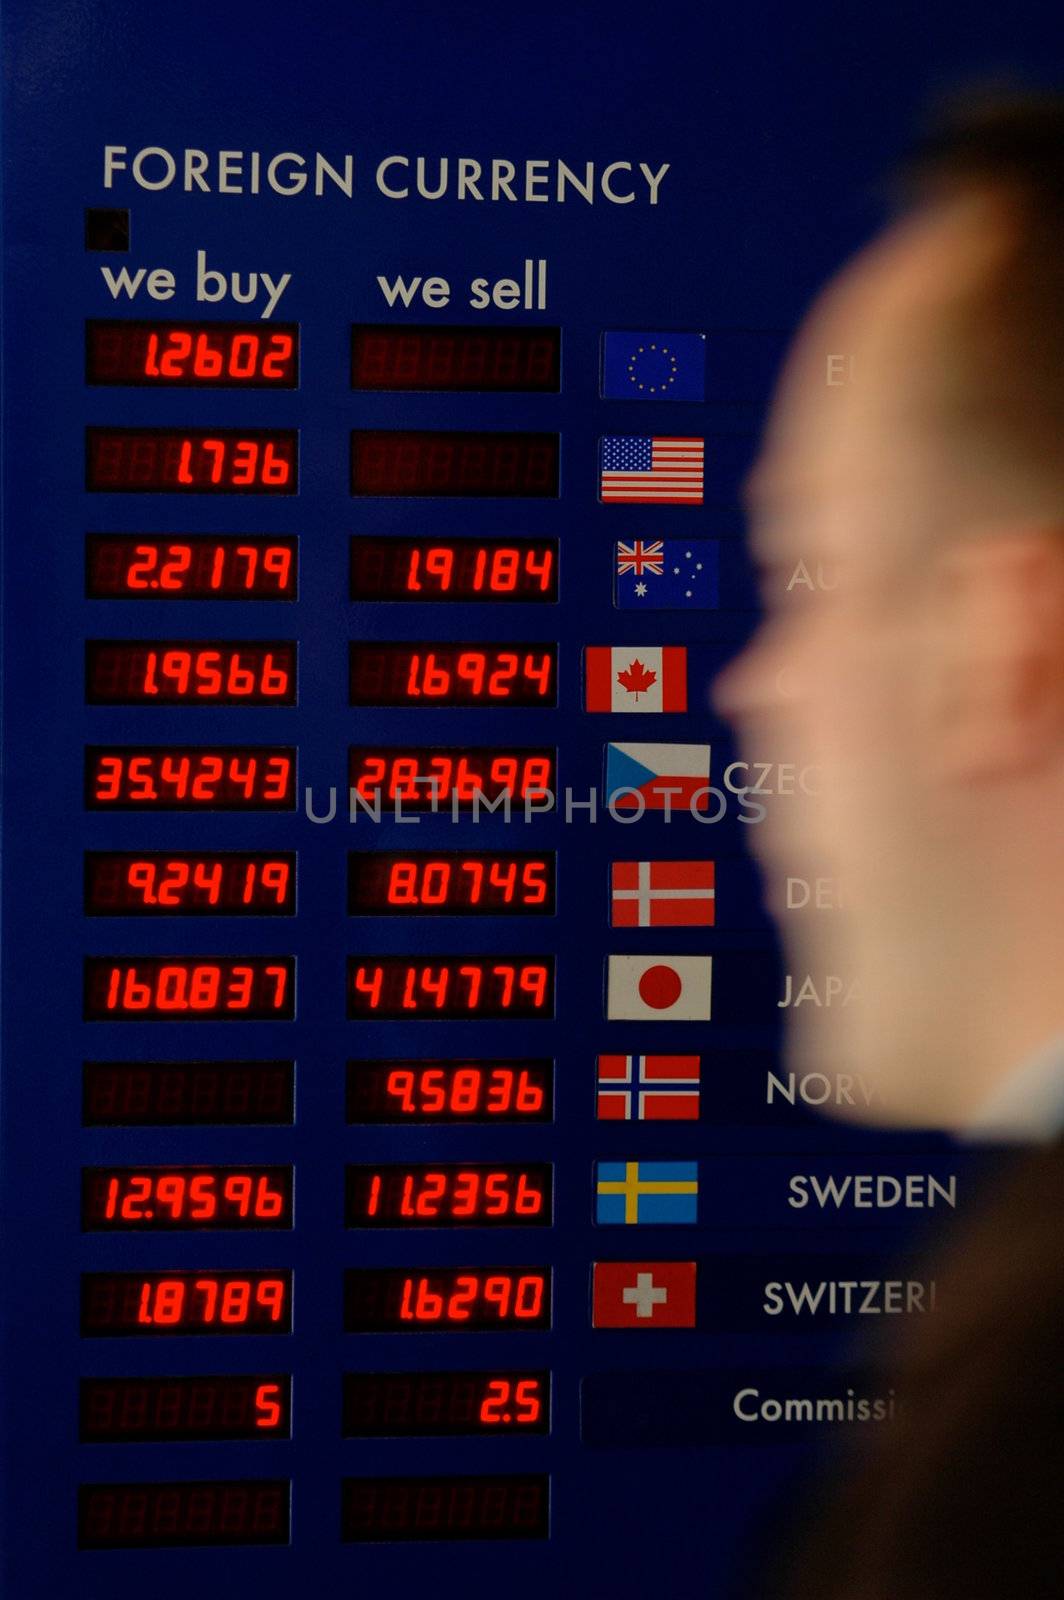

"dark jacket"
[780,1143,1064,1598]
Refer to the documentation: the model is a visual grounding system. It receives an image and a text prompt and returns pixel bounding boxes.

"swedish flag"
[595,1160,698,1224]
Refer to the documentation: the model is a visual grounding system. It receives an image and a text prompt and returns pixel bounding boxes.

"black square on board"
[85,208,130,251]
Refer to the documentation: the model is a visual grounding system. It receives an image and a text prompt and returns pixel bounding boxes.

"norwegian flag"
[616,540,665,578]
[611,860,715,927]
[597,1054,701,1120]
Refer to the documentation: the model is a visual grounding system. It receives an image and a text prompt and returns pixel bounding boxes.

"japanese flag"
[606,955,713,1021]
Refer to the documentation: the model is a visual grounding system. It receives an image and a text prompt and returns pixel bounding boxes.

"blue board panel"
[0,3,1055,1595]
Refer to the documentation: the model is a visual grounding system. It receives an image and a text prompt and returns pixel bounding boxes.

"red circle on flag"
[637,964,682,1010]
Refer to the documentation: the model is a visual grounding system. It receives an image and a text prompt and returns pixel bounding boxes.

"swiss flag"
[592,1260,697,1327]
[585,646,687,713]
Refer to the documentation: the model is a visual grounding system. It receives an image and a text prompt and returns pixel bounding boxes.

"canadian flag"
[585,646,687,713]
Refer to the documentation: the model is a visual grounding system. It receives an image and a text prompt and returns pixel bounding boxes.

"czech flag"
[605,742,711,811]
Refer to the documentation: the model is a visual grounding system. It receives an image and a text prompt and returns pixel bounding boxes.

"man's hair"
[903,91,1064,205]
[894,92,1064,511]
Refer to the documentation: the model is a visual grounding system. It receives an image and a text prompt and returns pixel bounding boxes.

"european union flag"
[595,1160,699,1224]
[616,539,719,609]
[602,331,706,401]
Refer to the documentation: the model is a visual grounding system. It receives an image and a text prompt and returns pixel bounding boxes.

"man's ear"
[922,528,1064,782]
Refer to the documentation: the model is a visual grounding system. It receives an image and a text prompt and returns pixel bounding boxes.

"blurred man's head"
[715,97,1064,1129]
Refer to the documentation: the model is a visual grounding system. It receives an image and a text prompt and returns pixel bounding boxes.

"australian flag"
[602,331,706,401]
[615,539,719,609]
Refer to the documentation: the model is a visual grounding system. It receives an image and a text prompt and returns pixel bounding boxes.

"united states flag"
[600,437,704,505]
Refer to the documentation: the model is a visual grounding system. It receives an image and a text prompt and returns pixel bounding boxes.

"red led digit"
[255,1384,283,1430]
[514,1380,542,1423]
[350,850,555,915]
[346,1165,551,1227]
[346,1059,552,1124]
[87,747,295,810]
[84,1167,293,1229]
[90,322,298,386]
[350,643,556,707]
[87,642,295,705]
[87,536,297,599]
[87,428,297,493]
[89,854,296,914]
[347,956,553,1018]
[85,957,296,1020]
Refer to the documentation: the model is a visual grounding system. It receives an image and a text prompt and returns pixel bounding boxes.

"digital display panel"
[351,430,558,498]
[83,1061,294,1126]
[82,1166,293,1231]
[344,1268,551,1332]
[351,325,560,392]
[349,643,556,706]
[78,1481,290,1549]
[86,320,299,387]
[80,1376,291,1442]
[86,428,297,493]
[81,1271,293,1336]
[86,535,297,599]
[342,1372,549,1437]
[345,1163,552,1227]
[86,641,296,704]
[84,957,295,1020]
[346,1060,553,1124]
[85,746,296,810]
[347,852,555,916]
[85,852,295,915]
[347,957,553,1019]
[348,748,555,810]
[349,537,557,602]
[342,1475,549,1542]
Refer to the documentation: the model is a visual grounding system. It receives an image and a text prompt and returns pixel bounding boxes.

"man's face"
[715,197,1014,1123]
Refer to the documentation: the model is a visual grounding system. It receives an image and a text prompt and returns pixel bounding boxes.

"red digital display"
[351,430,558,497]
[85,853,295,915]
[347,957,553,1019]
[87,535,297,599]
[87,320,298,387]
[83,1061,294,1126]
[345,1163,552,1227]
[86,641,296,704]
[347,852,555,915]
[81,1271,293,1336]
[86,428,297,493]
[344,1268,551,1332]
[342,1476,549,1542]
[84,957,295,1020]
[86,746,295,810]
[346,1060,553,1124]
[343,1372,549,1437]
[348,747,555,810]
[82,1166,293,1230]
[351,325,559,392]
[80,1376,291,1442]
[350,537,557,603]
[79,1481,290,1549]
[350,643,556,706]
